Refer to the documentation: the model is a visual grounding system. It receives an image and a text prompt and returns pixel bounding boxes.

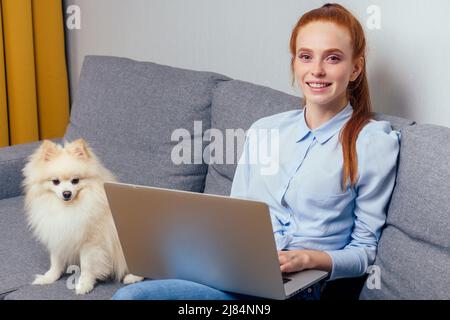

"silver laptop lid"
[105,182,287,300]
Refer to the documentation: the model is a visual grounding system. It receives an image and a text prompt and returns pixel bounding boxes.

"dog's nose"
[62,191,72,200]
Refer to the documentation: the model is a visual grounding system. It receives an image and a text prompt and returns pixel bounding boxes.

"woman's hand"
[278,250,311,273]
[278,250,333,273]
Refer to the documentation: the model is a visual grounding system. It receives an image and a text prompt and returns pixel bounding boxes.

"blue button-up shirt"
[230,103,401,280]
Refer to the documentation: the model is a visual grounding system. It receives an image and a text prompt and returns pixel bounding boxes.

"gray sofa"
[0,56,449,300]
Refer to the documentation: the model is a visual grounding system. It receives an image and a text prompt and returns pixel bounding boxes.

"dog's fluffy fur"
[22,139,143,294]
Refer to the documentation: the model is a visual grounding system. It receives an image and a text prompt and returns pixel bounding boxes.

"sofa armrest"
[0,139,61,200]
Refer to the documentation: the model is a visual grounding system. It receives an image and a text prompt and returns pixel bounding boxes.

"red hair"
[289,3,373,191]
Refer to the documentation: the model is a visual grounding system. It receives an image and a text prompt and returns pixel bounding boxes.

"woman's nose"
[311,62,325,77]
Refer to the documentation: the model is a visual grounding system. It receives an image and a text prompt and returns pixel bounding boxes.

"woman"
[112,3,400,300]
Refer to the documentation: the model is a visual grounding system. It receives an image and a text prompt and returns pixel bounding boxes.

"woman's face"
[294,21,363,110]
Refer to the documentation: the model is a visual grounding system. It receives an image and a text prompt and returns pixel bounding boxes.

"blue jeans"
[111,279,325,300]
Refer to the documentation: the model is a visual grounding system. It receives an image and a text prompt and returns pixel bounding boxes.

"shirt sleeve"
[324,122,401,280]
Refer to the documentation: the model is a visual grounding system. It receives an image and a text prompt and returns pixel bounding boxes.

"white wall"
[63,0,450,127]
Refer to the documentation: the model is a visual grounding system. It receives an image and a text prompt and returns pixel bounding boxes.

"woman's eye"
[299,54,311,61]
[52,179,60,186]
[328,55,340,61]
[71,178,80,185]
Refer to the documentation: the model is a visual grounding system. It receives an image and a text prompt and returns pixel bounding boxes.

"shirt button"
[307,288,313,293]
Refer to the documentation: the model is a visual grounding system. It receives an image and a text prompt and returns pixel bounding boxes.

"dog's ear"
[67,139,91,160]
[39,140,58,162]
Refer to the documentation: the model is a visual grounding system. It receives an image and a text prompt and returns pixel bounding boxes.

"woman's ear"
[351,56,364,81]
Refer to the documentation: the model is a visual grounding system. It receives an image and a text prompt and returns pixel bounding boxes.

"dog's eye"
[52,179,60,186]
[71,178,80,185]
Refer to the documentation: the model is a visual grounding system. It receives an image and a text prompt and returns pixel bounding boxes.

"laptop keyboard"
[282,277,292,284]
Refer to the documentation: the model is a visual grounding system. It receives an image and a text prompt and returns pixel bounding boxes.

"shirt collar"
[296,102,353,144]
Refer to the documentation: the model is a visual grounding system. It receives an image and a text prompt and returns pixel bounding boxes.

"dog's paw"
[32,274,58,285]
[75,279,95,295]
[123,274,144,285]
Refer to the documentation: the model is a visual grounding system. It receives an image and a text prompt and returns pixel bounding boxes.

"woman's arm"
[324,125,401,280]
[279,123,401,278]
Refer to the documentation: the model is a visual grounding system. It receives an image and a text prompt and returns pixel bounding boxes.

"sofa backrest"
[65,55,230,192]
[360,123,450,299]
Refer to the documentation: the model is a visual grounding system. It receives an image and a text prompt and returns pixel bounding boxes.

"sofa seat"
[4,275,123,300]
[0,196,47,295]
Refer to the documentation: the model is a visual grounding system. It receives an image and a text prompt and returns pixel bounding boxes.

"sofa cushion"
[65,55,230,192]
[0,196,48,294]
[372,113,416,131]
[360,124,450,299]
[203,80,300,196]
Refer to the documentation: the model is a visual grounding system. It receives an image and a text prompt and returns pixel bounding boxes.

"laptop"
[104,182,329,300]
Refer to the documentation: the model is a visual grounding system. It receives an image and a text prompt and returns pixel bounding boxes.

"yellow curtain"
[0,0,69,147]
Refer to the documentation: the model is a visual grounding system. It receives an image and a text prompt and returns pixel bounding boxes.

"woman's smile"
[306,81,333,93]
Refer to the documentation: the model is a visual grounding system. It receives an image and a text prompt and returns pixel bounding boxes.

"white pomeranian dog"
[22,139,143,295]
